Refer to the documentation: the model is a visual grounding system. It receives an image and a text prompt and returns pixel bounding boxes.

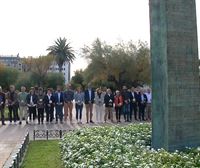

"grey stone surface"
[150,0,200,150]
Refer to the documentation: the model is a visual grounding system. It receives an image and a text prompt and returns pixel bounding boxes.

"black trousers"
[139,104,146,121]
[38,108,44,123]
[0,106,5,124]
[29,106,36,121]
[46,106,54,122]
[130,103,138,120]
[8,105,18,122]
[115,106,122,122]
[75,104,83,120]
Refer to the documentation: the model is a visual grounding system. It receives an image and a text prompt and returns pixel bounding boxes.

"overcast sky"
[0,0,200,74]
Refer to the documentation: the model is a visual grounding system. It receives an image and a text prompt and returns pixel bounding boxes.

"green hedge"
[60,124,200,168]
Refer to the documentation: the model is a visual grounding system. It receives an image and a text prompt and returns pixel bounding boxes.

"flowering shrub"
[60,124,200,168]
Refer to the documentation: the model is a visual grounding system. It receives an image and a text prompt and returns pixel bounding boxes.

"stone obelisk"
[150,0,200,151]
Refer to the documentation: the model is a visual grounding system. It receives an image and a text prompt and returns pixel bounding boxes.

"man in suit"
[54,86,64,124]
[26,87,38,123]
[138,88,148,121]
[44,88,55,123]
[104,88,114,122]
[37,87,45,124]
[63,84,74,123]
[0,86,6,125]
[121,86,131,122]
[130,87,139,121]
[84,83,95,123]
[7,85,18,124]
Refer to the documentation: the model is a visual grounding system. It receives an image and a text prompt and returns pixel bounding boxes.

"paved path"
[0,107,146,167]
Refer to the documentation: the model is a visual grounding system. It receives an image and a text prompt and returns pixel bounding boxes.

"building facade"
[48,61,70,84]
[0,54,71,84]
[0,54,23,71]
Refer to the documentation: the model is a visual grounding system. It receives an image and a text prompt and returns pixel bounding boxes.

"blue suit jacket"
[84,89,95,104]
[54,92,64,104]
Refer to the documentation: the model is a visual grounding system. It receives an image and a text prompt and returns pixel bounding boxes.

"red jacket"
[114,95,123,107]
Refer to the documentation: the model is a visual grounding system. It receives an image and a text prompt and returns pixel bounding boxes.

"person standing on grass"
[54,86,64,124]
[0,86,6,125]
[104,88,114,123]
[63,84,74,124]
[74,87,84,124]
[18,86,28,125]
[7,85,18,124]
[95,88,104,123]
[114,90,123,123]
[26,87,38,124]
[37,87,45,125]
[84,83,95,123]
[44,88,55,124]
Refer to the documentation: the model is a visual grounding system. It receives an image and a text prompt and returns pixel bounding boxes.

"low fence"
[33,129,73,140]
[4,132,29,168]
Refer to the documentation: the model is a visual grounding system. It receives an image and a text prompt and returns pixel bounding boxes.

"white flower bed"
[60,124,200,168]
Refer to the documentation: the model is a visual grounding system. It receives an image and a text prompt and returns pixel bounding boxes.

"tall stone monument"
[150,0,200,151]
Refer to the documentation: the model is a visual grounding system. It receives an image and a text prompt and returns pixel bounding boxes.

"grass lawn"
[21,140,63,168]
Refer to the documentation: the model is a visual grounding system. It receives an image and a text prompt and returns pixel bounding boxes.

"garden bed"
[60,124,200,168]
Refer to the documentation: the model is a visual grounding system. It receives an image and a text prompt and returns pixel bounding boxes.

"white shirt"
[58,92,61,102]
[30,95,33,104]
[88,89,92,101]
[146,92,152,103]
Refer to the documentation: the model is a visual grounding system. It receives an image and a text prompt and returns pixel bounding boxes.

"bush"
[60,124,200,168]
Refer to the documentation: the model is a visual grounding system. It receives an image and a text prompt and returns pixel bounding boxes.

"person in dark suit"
[0,86,6,125]
[104,88,114,122]
[121,86,131,122]
[44,88,55,123]
[138,88,148,121]
[130,87,139,121]
[84,83,95,123]
[26,87,38,123]
[54,86,64,124]
[37,87,45,124]
[7,85,19,124]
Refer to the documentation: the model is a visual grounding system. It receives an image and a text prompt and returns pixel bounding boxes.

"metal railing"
[33,129,72,140]
[4,132,29,168]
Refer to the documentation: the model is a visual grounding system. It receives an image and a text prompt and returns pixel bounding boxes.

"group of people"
[0,84,152,126]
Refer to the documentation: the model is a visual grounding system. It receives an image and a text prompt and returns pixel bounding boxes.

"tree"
[46,73,65,89]
[0,64,20,90]
[31,55,54,86]
[71,70,85,89]
[81,39,151,89]
[47,37,75,72]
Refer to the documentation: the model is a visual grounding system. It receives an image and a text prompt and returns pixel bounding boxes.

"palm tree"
[47,37,75,73]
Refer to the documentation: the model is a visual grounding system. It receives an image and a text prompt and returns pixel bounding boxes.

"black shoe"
[26,121,28,124]
[19,121,22,125]
[55,121,58,124]
[2,123,6,125]
[90,120,94,123]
